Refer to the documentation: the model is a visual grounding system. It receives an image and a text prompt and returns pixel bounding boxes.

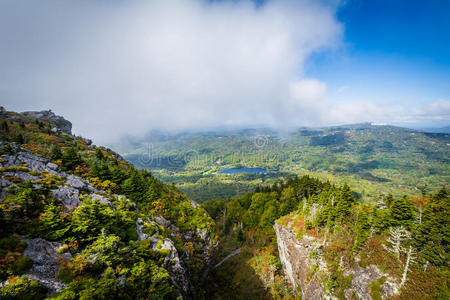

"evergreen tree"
[62,146,81,170]
[14,133,24,144]
[121,170,146,202]
[50,145,63,160]
[389,196,414,227]
[95,148,105,160]
[280,186,297,215]
[110,165,127,185]
[352,207,371,252]
[413,187,449,266]
[335,183,355,219]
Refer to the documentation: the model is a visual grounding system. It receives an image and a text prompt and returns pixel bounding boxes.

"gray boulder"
[51,186,81,210]
[22,238,72,295]
[65,174,86,190]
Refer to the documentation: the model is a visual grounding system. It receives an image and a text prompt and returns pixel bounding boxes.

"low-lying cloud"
[0,0,447,144]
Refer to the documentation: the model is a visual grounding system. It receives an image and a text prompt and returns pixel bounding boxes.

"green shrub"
[0,276,48,300]
[15,256,33,275]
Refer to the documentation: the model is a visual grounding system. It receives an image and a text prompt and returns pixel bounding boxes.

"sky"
[0,0,449,144]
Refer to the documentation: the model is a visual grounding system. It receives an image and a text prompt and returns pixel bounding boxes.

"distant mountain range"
[114,123,450,202]
[420,126,450,134]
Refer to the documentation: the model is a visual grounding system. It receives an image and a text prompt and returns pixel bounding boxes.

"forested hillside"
[1,108,448,300]
[201,176,449,299]
[0,108,216,299]
[116,125,450,202]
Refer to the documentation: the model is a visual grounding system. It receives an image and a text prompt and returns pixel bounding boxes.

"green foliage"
[0,277,47,300]
[95,148,104,160]
[413,187,449,266]
[352,207,372,252]
[50,145,63,160]
[14,133,24,144]
[39,201,71,241]
[201,199,226,220]
[0,236,30,281]
[0,109,218,299]
[389,195,415,227]
[61,147,81,171]
[335,183,355,219]
[0,144,14,155]
[369,276,386,300]
[0,120,9,132]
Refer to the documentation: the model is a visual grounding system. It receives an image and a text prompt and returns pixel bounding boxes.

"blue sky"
[306,0,450,119]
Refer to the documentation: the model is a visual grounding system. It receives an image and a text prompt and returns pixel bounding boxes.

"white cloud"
[1,0,447,144]
[0,0,342,143]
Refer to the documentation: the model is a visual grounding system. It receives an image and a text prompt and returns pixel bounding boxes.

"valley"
[116,124,450,203]
[0,109,448,299]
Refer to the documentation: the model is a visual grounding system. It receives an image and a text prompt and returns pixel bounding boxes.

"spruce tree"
[352,207,371,252]
[62,147,81,170]
[14,133,24,144]
[95,148,105,160]
[50,145,63,160]
[413,187,449,266]
[389,196,414,227]
[335,183,355,219]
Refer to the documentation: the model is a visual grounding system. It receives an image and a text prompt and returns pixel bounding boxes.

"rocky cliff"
[0,109,217,299]
[0,143,215,298]
[274,222,399,300]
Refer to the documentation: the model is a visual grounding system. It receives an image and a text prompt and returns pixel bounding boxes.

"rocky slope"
[0,109,217,299]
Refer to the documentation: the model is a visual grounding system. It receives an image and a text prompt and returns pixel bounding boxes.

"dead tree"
[383,226,411,259]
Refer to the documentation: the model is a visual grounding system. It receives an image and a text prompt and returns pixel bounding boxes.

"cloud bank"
[0,0,447,144]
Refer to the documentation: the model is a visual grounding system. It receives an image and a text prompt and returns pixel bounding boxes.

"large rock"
[22,238,72,295]
[160,238,195,299]
[51,186,81,210]
[344,259,399,300]
[22,110,72,134]
[65,174,86,190]
[274,223,325,300]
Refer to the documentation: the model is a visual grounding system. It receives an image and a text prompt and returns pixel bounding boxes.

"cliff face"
[274,222,399,300]
[274,223,326,299]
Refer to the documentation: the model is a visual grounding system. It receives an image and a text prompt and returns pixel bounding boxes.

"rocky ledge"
[274,223,398,300]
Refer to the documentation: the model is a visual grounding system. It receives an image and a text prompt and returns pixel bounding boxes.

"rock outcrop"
[1,144,215,299]
[21,238,72,295]
[21,110,72,134]
[274,222,399,300]
[274,223,325,299]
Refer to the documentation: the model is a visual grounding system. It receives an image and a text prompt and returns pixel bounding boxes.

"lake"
[218,167,269,174]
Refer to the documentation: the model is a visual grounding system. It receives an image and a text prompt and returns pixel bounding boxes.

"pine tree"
[413,187,449,266]
[50,145,63,160]
[14,133,24,144]
[121,170,146,202]
[62,147,81,170]
[352,207,371,252]
[335,183,355,219]
[389,196,414,227]
[95,148,105,160]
